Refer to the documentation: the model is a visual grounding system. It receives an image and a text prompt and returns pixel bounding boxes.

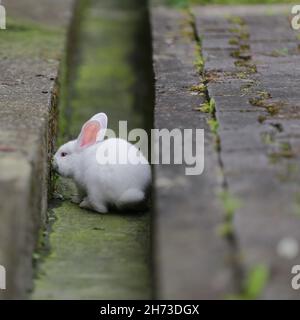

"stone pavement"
[152,4,300,299]
[151,8,235,299]
[0,0,74,299]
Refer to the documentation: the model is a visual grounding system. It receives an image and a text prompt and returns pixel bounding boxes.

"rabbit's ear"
[90,113,108,142]
[77,113,108,149]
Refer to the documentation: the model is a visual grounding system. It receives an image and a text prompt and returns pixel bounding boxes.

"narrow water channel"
[32,0,154,299]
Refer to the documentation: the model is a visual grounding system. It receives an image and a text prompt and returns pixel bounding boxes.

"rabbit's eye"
[61,152,68,157]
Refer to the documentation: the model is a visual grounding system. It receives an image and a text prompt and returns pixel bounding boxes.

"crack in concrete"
[188,8,245,295]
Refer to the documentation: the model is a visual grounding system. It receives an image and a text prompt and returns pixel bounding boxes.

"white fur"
[53,114,151,213]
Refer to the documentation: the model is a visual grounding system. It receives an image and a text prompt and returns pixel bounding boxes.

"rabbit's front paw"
[79,197,93,210]
[71,194,83,204]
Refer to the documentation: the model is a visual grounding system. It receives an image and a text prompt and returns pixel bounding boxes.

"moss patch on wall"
[0,18,64,60]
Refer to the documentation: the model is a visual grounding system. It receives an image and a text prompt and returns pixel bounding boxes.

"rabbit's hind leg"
[84,187,109,213]
[80,197,108,213]
[92,201,108,214]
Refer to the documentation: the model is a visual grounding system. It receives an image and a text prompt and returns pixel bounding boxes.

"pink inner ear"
[80,121,101,147]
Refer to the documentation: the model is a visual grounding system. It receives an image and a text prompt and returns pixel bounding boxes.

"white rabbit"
[53,113,151,213]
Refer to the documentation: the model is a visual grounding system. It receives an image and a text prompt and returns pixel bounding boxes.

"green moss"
[261,132,275,145]
[231,50,241,58]
[196,103,210,112]
[231,50,251,60]
[228,24,249,41]
[33,196,151,299]
[237,72,250,79]
[269,142,295,163]
[257,91,272,100]
[218,191,241,221]
[209,98,216,113]
[240,81,256,96]
[0,17,64,59]
[257,116,266,124]
[249,92,281,116]
[280,142,294,156]
[180,10,196,40]
[229,27,240,34]
[196,98,216,113]
[240,44,250,51]
[194,55,205,73]
[227,16,245,26]
[265,104,280,116]
[181,27,194,40]
[217,222,234,237]
[229,37,239,45]
[269,48,289,57]
[239,31,250,41]
[235,60,257,73]
[217,191,241,238]
[243,264,269,299]
[207,118,219,134]
[228,264,269,300]
[190,83,206,92]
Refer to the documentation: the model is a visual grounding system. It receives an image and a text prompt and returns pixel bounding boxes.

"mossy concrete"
[0,0,74,299]
[32,0,152,299]
[0,18,64,60]
[33,198,150,299]
[5,0,73,27]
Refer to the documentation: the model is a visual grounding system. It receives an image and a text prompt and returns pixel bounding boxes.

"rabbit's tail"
[117,189,145,208]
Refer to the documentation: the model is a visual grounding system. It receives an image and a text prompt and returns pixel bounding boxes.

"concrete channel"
[31,0,154,299]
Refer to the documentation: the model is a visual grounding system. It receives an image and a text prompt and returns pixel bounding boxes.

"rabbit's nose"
[52,158,58,172]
